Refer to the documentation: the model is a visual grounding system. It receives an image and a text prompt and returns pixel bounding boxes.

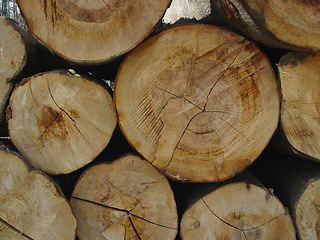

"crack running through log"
[201,198,286,232]
[128,215,142,240]
[0,217,34,240]
[159,44,247,170]
[37,111,62,140]
[45,78,92,147]
[71,196,177,233]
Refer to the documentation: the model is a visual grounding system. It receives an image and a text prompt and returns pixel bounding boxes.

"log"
[179,172,296,239]
[0,17,26,129]
[0,148,76,239]
[211,0,320,51]
[251,152,320,240]
[7,71,117,174]
[114,24,280,182]
[16,0,171,64]
[276,52,320,162]
[70,154,178,240]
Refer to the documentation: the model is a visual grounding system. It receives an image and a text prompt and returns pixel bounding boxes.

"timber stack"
[0,0,319,239]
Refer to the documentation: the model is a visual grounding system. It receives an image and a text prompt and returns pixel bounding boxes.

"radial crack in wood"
[180,182,296,239]
[250,153,320,240]
[0,218,34,240]
[70,154,178,240]
[8,71,117,174]
[115,24,280,182]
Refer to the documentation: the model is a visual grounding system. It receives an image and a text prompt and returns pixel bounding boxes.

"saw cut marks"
[115,24,280,182]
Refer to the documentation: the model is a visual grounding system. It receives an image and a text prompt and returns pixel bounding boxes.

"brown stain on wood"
[10,60,18,70]
[156,40,266,178]
[296,0,320,6]
[70,109,79,119]
[279,52,308,67]
[38,105,68,143]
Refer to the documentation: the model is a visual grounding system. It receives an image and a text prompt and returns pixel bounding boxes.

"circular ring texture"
[115,24,280,182]
[16,0,171,63]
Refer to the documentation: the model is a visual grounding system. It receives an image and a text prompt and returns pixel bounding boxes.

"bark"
[15,0,171,64]
[7,71,117,174]
[0,0,26,29]
[276,52,320,163]
[179,171,296,239]
[0,148,76,240]
[252,152,320,240]
[115,24,280,182]
[70,154,178,240]
[162,0,212,25]
[211,0,320,51]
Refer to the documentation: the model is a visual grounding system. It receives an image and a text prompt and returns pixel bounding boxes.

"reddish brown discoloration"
[38,105,68,142]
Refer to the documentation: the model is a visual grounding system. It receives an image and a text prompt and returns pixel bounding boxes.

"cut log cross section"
[16,0,171,63]
[0,17,26,125]
[7,71,117,174]
[70,154,178,240]
[215,0,320,51]
[180,182,296,239]
[115,24,280,182]
[0,149,76,240]
[278,52,320,162]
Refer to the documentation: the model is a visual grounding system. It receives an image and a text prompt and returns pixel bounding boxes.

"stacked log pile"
[0,0,319,239]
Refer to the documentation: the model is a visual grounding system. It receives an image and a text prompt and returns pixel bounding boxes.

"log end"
[180,182,296,239]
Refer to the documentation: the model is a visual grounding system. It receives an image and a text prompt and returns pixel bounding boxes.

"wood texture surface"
[0,16,26,124]
[0,148,76,239]
[180,182,296,239]
[215,0,320,51]
[70,154,178,240]
[8,71,117,174]
[16,0,171,63]
[115,24,280,182]
[279,52,320,162]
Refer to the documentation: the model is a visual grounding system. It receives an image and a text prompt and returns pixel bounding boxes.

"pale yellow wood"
[215,0,320,51]
[279,52,320,162]
[0,149,76,239]
[115,24,280,182]
[16,0,171,63]
[70,154,178,240]
[0,16,26,124]
[180,182,296,239]
[102,218,126,240]
[8,71,117,174]
[0,16,26,81]
[296,179,320,240]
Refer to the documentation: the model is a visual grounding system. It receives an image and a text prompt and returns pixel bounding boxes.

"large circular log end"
[115,24,280,182]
